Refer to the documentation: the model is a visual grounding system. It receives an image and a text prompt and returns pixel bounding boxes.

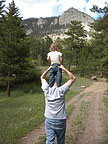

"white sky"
[5,0,108,19]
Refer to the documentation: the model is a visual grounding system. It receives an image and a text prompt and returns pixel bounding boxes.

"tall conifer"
[90,3,108,76]
[62,21,87,71]
[0,0,30,96]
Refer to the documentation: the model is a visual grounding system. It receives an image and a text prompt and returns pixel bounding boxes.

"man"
[41,65,76,144]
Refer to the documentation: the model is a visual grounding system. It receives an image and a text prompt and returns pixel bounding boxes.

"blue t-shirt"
[41,80,69,119]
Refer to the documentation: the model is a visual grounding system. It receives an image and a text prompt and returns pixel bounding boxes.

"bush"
[21,83,42,94]
[26,67,42,84]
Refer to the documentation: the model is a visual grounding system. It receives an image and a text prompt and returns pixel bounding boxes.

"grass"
[103,94,108,136]
[103,97,108,111]
[104,88,108,96]
[103,88,108,112]
[65,75,92,102]
[0,94,45,144]
[0,76,92,144]
[65,100,91,144]
[103,88,108,135]
[35,135,46,144]
[66,104,75,117]
[35,136,46,144]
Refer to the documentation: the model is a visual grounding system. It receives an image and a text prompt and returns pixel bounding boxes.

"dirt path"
[77,81,108,144]
[19,80,108,144]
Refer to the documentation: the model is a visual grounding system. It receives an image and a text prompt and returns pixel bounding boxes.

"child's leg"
[56,66,62,87]
[49,68,56,87]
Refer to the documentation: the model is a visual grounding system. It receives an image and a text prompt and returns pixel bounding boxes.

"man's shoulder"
[41,79,49,91]
[59,83,68,88]
[58,83,69,93]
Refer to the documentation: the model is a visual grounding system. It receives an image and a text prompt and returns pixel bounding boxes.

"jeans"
[49,64,62,87]
[45,118,66,144]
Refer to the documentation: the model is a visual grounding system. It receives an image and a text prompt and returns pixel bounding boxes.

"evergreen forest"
[0,0,108,96]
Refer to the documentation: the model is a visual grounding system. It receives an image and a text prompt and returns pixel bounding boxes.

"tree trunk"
[100,71,103,78]
[7,81,10,96]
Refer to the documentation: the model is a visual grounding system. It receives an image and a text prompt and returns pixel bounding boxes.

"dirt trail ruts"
[19,80,108,144]
[77,81,108,144]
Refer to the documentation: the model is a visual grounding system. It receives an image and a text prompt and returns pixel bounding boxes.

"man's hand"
[40,66,52,83]
[58,65,65,71]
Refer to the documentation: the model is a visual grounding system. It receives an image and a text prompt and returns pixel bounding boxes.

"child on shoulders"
[47,43,63,87]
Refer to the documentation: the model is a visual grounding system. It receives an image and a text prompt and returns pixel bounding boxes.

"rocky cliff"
[22,7,94,38]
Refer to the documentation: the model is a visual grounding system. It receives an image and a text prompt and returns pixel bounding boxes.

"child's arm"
[47,56,51,64]
[60,56,63,64]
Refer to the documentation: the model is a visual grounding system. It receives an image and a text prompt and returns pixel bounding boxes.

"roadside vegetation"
[65,100,91,144]
[103,88,108,112]
[0,76,92,144]
[103,89,108,135]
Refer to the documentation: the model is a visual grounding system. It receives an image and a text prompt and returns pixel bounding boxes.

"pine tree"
[62,21,87,71]
[90,3,108,76]
[42,36,53,65]
[0,0,5,18]
[0,0,5,79]
[0,0,5,43]
[0,0,30,96]
[29,35,52,66]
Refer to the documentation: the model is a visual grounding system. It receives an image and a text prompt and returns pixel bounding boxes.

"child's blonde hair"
[50,43,59,51]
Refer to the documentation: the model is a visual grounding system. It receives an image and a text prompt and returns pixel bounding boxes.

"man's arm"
[40,66,52,83]
[59,65,76,87]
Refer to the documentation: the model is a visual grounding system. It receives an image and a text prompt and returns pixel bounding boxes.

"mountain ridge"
[22,7,94,38]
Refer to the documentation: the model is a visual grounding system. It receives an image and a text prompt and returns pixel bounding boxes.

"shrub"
[26,67,42,84]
